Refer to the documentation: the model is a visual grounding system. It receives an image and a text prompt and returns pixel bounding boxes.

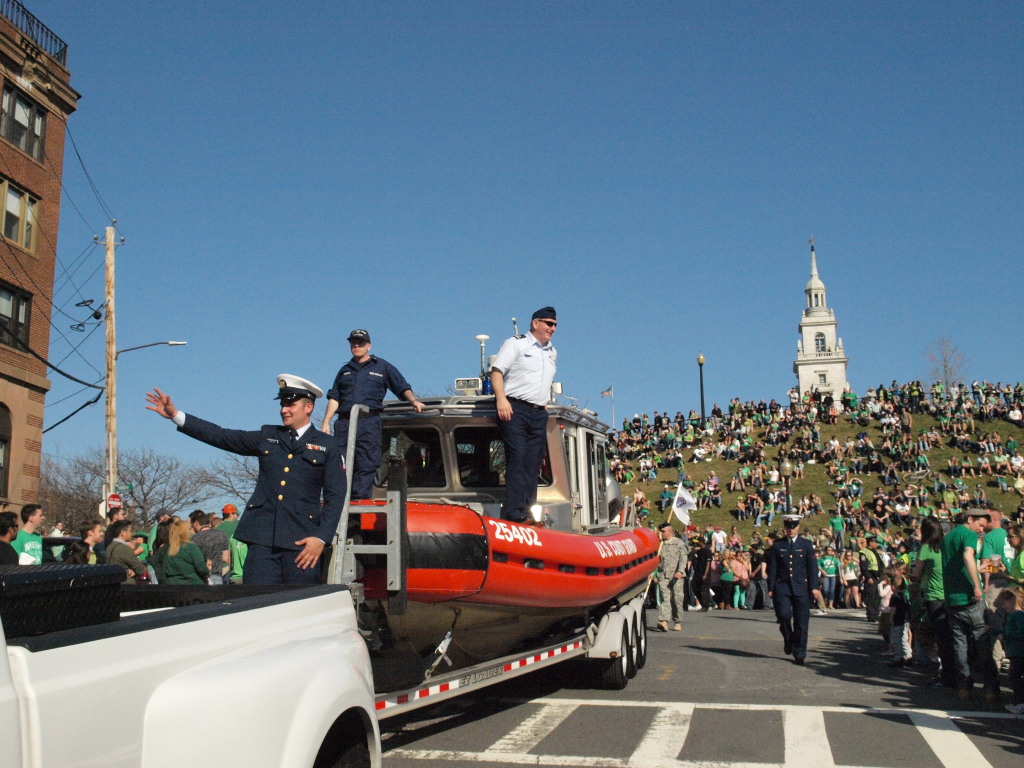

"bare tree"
[199,453,259,502]
[925,337,966,391]
[39,451,104,534]
[119,447,217,527]
[40,447,217,531]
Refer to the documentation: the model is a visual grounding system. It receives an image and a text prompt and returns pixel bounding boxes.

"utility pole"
[103,222,122,510]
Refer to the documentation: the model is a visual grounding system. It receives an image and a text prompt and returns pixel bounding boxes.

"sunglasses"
[539,320,557,327]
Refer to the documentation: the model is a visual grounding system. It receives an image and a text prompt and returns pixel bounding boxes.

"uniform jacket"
[659,536,689,579]
[767,535,820,596]
[180,416,346,550]
[327,356,412,413]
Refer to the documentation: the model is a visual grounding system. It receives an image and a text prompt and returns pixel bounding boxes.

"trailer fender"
[587,609,628,659]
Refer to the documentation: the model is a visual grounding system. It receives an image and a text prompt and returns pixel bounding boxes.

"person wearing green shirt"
[942,509,998,701]
[1007,525,1024,587]
[912,517,954,687]
[818,547,841,609]
[829,510,846,550]
[11,504,45,565]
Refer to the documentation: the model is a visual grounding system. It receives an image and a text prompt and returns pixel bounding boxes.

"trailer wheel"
[634,607,648,670]
[599,624,630,690]
[626,617,639,679]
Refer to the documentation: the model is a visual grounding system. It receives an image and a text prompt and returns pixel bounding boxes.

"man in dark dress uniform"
[767,515,821,664]
[320,330,424,500]
[146,375,346,585]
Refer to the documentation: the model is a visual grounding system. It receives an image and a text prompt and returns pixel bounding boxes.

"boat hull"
[352,500,658,665]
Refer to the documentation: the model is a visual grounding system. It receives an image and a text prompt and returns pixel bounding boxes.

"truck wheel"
[599,624,630,690]
[325,739,370,768]
[634,607,648,670]
[314,712,372,768]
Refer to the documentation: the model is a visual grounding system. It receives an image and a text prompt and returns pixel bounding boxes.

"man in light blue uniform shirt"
[490,306,557,523]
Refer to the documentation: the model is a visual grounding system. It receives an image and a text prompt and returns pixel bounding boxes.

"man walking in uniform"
[490,307,558,523]
[320,330,424,500]
[657,522,688,631]
[767,515,821,664]
[146,375,345,585]
[859,533,883,622]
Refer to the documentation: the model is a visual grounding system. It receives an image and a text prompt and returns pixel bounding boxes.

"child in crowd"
[886,565,913,667]
[878,569,894,652]
[993,589,1024,714]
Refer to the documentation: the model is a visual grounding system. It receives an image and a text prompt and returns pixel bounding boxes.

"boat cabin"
[371,396,622,532]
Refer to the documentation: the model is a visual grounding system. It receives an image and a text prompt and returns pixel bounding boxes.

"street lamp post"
[105,341,187,507]
[780,458,794,515]
[697,352,706,431]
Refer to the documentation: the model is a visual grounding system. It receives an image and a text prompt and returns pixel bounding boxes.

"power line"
[43,389,102,433]
[0,317,104,389]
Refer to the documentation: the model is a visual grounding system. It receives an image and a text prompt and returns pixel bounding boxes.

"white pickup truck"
[0,564,381,768]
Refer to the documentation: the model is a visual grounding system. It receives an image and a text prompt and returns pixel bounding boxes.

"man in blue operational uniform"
[767,514,822,664]
[320,329,424,499]
[489,306,558,523]
[145,375,345,585]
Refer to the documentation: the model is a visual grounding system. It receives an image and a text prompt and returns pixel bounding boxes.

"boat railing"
[382,397,610,431]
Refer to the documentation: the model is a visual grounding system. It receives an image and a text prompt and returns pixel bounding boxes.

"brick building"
[0,2,78,506]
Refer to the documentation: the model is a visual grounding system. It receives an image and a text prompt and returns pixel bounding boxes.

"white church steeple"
[793,237,850,398]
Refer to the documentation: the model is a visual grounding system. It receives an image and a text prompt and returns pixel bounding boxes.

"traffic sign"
[107,493,122,509]
[115,484,133,492]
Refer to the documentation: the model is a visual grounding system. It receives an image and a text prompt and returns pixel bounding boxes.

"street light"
[115,340,187,359]
[696,352,706,431]
[780,458,794,515]
[105,340,188,509]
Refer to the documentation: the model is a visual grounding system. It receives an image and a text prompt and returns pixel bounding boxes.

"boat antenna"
[512,317,519,336]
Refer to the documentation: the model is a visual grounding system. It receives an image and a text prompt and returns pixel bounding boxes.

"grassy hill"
[619,407,1024,541]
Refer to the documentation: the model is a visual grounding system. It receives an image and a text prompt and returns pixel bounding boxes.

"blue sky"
[31,2,1023,488]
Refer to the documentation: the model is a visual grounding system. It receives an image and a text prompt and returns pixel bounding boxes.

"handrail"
[0,0,68,65]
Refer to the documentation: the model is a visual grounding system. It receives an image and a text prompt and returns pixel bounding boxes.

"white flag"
[671,484,697,527]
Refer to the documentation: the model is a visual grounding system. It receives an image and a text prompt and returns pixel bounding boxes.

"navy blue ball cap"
[531,306,557,322]
[347,329,371,344]
[274,374,323,402]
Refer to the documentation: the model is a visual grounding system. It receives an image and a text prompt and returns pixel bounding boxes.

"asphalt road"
[379,607,1022,768]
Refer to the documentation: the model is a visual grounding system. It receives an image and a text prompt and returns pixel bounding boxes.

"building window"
[818,374,827,385]
[0,179,38,251]
[1,85,46,161]
[814,333,826,353]
[0,281,31,349]
[0,404,10,500]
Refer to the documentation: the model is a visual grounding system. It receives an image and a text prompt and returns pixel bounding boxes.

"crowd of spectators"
[0,501,246,585]
[624,379,1024,709]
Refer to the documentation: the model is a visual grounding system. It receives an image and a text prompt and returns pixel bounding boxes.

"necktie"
[289,429,298,449]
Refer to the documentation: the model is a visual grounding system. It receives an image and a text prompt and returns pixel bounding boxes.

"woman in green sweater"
[151,519,209,585]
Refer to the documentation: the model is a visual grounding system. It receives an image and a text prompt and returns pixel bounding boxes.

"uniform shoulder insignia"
[514,334,526,339]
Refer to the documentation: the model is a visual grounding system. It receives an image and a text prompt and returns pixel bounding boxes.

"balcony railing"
[0,0,67,64]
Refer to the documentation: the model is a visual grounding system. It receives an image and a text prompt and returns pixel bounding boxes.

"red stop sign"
[107,493,122,509]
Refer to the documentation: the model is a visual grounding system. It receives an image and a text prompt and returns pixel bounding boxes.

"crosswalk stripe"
[628,702,694,764]
[784,708,834,768]
[489,702,576,753]
[906,711,994,768]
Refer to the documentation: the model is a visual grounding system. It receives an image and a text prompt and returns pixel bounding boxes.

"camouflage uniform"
[658,533,689,625]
